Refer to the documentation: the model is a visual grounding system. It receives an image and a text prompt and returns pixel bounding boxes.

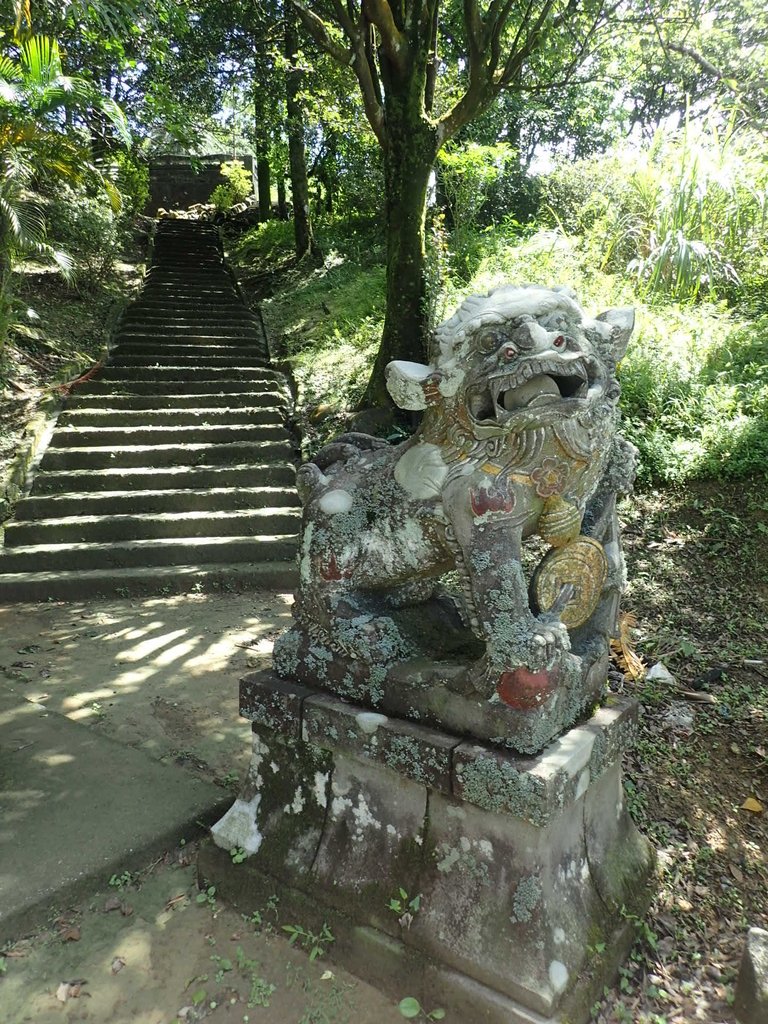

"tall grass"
[450,222,768,482]
[540,117,768,305]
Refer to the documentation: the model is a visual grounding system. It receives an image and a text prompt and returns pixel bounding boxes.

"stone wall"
[148,154,255,213]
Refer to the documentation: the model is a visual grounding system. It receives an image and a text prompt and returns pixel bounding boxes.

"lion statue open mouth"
[273,284,637,755]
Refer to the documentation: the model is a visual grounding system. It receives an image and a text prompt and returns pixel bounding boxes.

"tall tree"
[292,0,617,405]
[285,2,316,257]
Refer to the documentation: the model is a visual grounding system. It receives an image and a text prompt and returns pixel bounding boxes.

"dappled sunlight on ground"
[0,591,293,780]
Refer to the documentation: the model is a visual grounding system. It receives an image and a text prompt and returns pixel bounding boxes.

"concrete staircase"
[0,219,300,600]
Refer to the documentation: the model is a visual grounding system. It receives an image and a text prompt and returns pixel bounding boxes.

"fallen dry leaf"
[55,980,87,1002]
[729,863,744,883]
[165,893,188,911]
[610,612,645,681]
[103,896,122,912]
[120,902,133,917]
[110,957,126,974]
[741,797,764,814]
[59,925,81,942]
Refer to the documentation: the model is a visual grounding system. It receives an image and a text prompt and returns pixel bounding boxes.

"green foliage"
[387,888,421,919]
[618,310,768,483]
[196,884,217,908]
[281,922,334,961]
[437,143,515,280]
[398,996,446,1020]
[108,870,137,890]
[235,219,295,266]
[115,151,150,221]
[45,186,123,292]
[209,159,253,212]
[540,119,768,304]
[0,33,128,351]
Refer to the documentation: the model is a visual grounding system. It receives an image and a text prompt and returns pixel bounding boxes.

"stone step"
[130,295,246,307]
[31,463,297,494]
[19,485,300,518]
[0,560,298,601]
[141,284,236,297]
[117,321,260,337]
[59,406,285,427]
[97,366,284,383]
[4,506,302,546]
[121,312,259,327]
[145,271,231,284]
[109,343,265,359]
[0,533,298,572]
[108,353,269,369]
[70,379,287,397]
[64,390,289,410]
[39,439,296,470]
[50,422,291,448]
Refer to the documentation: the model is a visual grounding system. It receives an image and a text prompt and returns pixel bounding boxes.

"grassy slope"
[232,217,768,1024]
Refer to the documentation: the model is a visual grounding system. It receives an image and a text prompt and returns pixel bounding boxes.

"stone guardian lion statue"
[273,284,636,754]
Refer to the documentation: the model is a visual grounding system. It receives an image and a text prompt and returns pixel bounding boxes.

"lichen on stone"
[511,874,543,923]
[458,756,546,825]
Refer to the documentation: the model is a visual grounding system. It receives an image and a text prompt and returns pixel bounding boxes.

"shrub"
[45,185,123,292]
[538,121,768,304]
[437,143,515,280]
[115,151,150,222]
[210,159,253,212]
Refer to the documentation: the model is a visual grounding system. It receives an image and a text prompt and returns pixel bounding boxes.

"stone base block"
[203,673,655,1023]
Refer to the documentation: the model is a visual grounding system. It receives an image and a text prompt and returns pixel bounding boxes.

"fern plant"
[0,35,129,352]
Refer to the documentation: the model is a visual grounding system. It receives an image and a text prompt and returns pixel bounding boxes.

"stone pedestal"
[200,671,654,1024]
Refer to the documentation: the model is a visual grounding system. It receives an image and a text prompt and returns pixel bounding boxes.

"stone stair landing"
[0,219,300,600]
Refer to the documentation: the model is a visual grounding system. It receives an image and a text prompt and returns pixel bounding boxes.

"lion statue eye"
[553,335,566,348]
[477,330,501,353]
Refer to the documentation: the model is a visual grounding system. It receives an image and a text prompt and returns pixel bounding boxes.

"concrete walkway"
[0,219,299,600]
[0,588,292,944]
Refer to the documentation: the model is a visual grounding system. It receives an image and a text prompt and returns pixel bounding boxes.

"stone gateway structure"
[202,285,655,1023]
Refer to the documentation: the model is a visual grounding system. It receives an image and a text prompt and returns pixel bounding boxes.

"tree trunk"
[256,156,271,221]
[253,100,272,222]
[276,176,288,219]
[362,126,437,408]
[285,4,315,258]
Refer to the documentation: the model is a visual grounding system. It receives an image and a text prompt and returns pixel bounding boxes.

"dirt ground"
[0,848,405,1024]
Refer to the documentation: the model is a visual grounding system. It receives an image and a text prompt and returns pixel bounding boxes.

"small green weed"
[196,885,217,909]
[387,888,421,927]
[398,996,446,1020]
[244,893,279,932]
[210,954,233,983]
[282,922,334,961]
[230,846,247,864]
[248,975,276,1008]
[108,870,137,891]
